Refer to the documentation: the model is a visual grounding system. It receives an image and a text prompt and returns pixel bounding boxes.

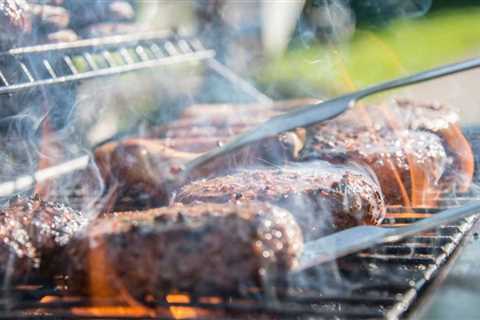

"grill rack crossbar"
[0,31,215,95]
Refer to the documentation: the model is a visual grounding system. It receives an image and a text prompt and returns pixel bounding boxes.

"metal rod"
[0,50,215,95]
[3,30,173,56]
[0,156,89,197]
[207,59,273,105]
[183,57,480,180]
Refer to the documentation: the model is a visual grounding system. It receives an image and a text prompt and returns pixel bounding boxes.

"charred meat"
[302,128,448,205]
[301,99,474,205]
[94,100,314,210]
[65,202,303,298]
[95,133,304,210]
[0,195,85,284]
[176,161,385,239]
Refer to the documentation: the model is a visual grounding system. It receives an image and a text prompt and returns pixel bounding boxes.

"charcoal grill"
[0,31,478,319]
[0,191,477,319]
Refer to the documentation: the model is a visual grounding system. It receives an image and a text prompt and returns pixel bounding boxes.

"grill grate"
[0,33,478,320]
[1,131,478,319]
[0,200,476,319]
[0,31,215,95]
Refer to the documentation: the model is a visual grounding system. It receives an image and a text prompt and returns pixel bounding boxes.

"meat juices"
[176,162,385,240]
[0,196,85,284]
[65,202,303,298]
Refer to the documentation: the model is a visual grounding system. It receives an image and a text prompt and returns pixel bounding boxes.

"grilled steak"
[0,195,85,284]
[301,98,474,205]
[94,100,314,210]
[156,98,471,206]
[65,202,303,298]
[302,128,448,205]
[149,99,317,140]
[95,132,304,210]
[176,161,385,239]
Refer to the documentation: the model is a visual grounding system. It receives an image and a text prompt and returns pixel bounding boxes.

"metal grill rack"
[4,122,480,319]
[2,129,479,319]
[0,30,271,104]
[0,200,477,319]
[0,32,478,319]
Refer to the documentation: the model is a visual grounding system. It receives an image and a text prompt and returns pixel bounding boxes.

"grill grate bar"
[0,31,215,95]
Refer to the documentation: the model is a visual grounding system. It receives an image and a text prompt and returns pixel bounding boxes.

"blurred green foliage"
[257,6,480,98]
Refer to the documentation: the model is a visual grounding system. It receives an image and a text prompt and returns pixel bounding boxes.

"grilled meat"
[159,98,472,206]
[302,128,448,205]
[394,98,474,192]
[95,132,304,210]
[0,195,85,284]
[65,202,303,298]
[301,98,474,205]
[176,161,385,239]
[0,0,136,50]
[94,100,313,210]
[149,99,317,139]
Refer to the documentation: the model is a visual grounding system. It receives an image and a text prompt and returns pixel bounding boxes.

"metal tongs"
[182,57,480,177]
[1,57,480,269]
[182,56,480,270]
[293,201,480,272]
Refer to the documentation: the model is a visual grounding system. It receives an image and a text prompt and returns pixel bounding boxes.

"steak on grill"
[65,202,303,298]
[0,195,85,284]
[152,98,471,206]
[94,100,314,210]
[94,132,304,210]
[301,98,474,205]
[176,161,385,240]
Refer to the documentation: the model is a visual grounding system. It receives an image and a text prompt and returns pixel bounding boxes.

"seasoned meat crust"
[302,128,448,205]
[93,100,316,211]
[176,161,385,239]
[65,202,303,298]
[0,195,85,284]
[301,98,474,205]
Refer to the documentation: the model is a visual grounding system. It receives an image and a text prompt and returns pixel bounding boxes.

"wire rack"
[0,31,207,94]
[0,30,271,104]
[0,199,476,319]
